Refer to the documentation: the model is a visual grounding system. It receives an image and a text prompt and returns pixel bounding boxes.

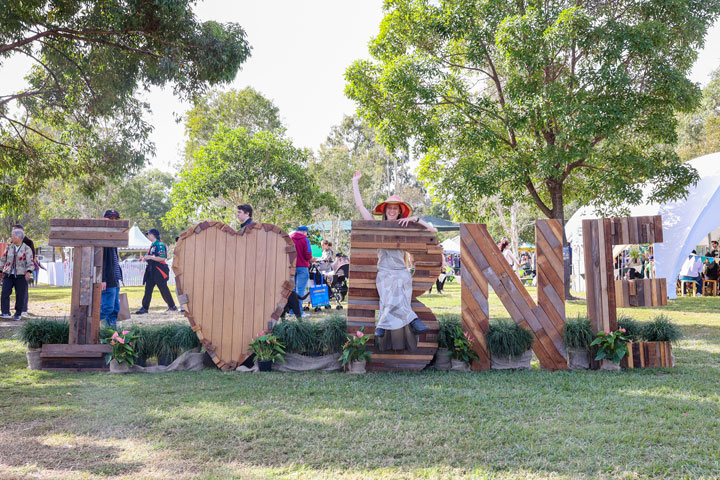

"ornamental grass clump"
[319,314,347,354]
[562,316,594,349]
[641,315,682,342]
[16,318,69,348]
[486,319,534,357]
[437,314,462,350]
[617,314,643,341]
[272,319,314,354]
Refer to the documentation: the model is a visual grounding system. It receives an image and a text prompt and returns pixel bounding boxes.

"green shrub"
[172,324,201,352]
[486,319,534,357]
[319,314,347,354]
[437,314,462,349]
[641,315,682,342]
[617,314,643,341]
[272,319,314,354]
[563,316,593,349]
[16,318,69,348]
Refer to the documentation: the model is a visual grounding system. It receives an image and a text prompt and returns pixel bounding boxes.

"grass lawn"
[1,282,719,479]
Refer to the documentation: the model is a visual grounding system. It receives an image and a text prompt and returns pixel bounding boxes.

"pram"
[308,255,349,311]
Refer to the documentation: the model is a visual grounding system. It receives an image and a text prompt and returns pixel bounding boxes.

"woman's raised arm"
[352,171,374,221]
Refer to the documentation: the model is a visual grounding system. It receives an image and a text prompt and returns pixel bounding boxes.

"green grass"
[1,282,719,479]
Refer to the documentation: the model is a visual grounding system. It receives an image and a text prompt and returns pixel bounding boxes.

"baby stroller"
[310,255,349,311]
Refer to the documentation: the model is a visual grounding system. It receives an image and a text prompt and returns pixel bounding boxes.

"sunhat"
[372,195,413,218]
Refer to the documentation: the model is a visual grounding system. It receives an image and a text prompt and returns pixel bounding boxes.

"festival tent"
[441,236,461,253]
[565,152,720,299]
[120,224,152,252]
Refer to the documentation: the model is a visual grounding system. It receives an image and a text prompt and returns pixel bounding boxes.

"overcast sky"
[3,1,720,173]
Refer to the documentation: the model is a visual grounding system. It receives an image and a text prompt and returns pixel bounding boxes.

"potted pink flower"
[248,332,286,371]
[101,330,138,374]
[340,327,372,374]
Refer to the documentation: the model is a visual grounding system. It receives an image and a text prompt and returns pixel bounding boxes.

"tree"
[677,66,720,161]
[183,87,283,159]
[0,0,250,210]
[346,0,719,297]
[164,126,336,230]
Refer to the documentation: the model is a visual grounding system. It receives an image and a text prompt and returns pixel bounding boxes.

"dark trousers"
[142,273,176,309]
[1,275,28,316]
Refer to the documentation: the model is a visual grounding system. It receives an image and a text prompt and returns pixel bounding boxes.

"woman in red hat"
[352,171,437,346]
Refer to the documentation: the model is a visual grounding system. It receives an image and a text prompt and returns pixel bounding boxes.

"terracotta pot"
[26,348,42,370]
[600,359,621,371]
[257,359,272,372]
[450,358,471,372]
[567,347,590,370]
[346,359,367,374]
[109,358,132,374]
[434,348,451,371]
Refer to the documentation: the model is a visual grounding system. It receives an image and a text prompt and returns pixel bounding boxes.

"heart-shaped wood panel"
[172,221,295,370]
[346,220,443,371]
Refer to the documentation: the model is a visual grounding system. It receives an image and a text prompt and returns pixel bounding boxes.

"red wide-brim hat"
[372,195,413,218]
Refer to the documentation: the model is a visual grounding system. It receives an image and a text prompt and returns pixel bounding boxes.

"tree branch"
[524,179,553,217]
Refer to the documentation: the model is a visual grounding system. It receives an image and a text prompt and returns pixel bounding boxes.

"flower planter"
[620,341,674,368]
[433,348,451,371]
[346,359,367,374]
[257,359,273,372]
[450,358,471,372]
[271,353,341,372]
[109,358,132,374]
[26,348,42,370]
[490,349,532,370]
[599,359,621,371]
[566,347,590,370]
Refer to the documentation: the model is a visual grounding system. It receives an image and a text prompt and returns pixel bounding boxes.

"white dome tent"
[121,224,152,251]
[566,152,720,300]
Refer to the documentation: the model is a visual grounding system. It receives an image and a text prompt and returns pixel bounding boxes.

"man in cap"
[100,210,124,328]
[135,228,177,314]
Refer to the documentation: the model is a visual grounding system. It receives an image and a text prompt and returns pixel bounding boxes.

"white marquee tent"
[565,152,720,299]
[121,224,152,251]
[441,236,461,253]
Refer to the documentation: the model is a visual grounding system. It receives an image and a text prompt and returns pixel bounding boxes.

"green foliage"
[16,318,69,348]
[590,329,630,364]
[562,316,593,349]
[272,319,315,354]
[641,315,682,343]
[437,313,462,349]
[0,0,250,211]
[184,87,283,159]
[319,314,348,354]
[447,325,480,363]
[248,332,286,363]
[272,315,348,355]
[124,324,200,361]
[339,327,372,366]
[486,319,534,357]
[165,126,337,231]
[346,0,718,225]
[617,315,643,342]
[101,329,139,366]
[677,67,720,161]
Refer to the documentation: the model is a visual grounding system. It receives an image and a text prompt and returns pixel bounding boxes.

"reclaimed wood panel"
[621,341,673,368]
[460,225,490,370]
[614,279,668,308]
[173,222,294,370]
[460,223,567,371]
[347,220,442,371]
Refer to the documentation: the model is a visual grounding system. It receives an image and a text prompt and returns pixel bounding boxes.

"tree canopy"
[346,0,720,226]
[165,126,336,230]
[677,66,720,161]
[0,0,250,210]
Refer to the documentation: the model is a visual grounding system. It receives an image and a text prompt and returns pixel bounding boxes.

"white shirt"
[679,256,703,277]
[502,248,516,267]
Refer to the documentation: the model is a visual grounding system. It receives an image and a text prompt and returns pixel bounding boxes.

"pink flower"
[356,331,364,338]
[605,330,611,335]
[111,331,119,339]
[619,328,626,333]
[129,342,133,346]
[110,340,116,345]
[117,337,125,344]
[122,330,130,335]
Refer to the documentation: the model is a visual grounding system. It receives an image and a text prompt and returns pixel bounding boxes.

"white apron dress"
[375,249,418,351]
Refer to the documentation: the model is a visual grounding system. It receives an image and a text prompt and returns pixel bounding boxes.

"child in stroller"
[309,254,349,311]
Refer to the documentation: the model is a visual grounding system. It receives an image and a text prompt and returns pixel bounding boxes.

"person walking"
[13,225,35,316]
[100,210,123,328]
[352,171,436,347]
[0,228,34,320]
[135,228,177,314]
[290,226,312,316]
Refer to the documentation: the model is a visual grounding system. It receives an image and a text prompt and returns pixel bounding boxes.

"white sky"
[2,2,720,173]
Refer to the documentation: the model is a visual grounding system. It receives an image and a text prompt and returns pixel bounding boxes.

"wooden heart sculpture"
[172,221,295,370]
[346,220,443,371]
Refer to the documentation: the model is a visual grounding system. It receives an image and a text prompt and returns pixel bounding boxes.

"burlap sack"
[346,360,367,374]
[117,293,131,321]
[450,358,471,372]
[567,347,590,370]
[131,349,206,373]
[26,349,42,370]
[490,349,532,370]
[272,353,342,372]
[434,347,452,370]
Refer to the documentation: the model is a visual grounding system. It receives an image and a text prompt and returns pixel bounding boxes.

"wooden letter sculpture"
[346,220,443,371]
[172,221,295,370]
[582,216,666,334]
[461,221,567,371]
[42,219,130,370]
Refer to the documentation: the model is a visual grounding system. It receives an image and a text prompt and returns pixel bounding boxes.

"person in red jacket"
[290,226,312,316]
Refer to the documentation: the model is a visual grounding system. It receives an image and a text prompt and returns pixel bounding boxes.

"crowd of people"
[678,242,719,295]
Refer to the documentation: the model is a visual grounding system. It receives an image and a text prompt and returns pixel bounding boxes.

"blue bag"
[310,285,330,307]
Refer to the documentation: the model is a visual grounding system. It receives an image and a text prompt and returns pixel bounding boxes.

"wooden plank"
[50,219,130,228]
[243,226,258,357]
[69,249,83,344]
[220,227,234,366]
[232,232,247,364]
[41,344,111,357]
[90,283,102,343]
[48,239,129,248]
[202,227,217,341]
[49,230,129,241]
